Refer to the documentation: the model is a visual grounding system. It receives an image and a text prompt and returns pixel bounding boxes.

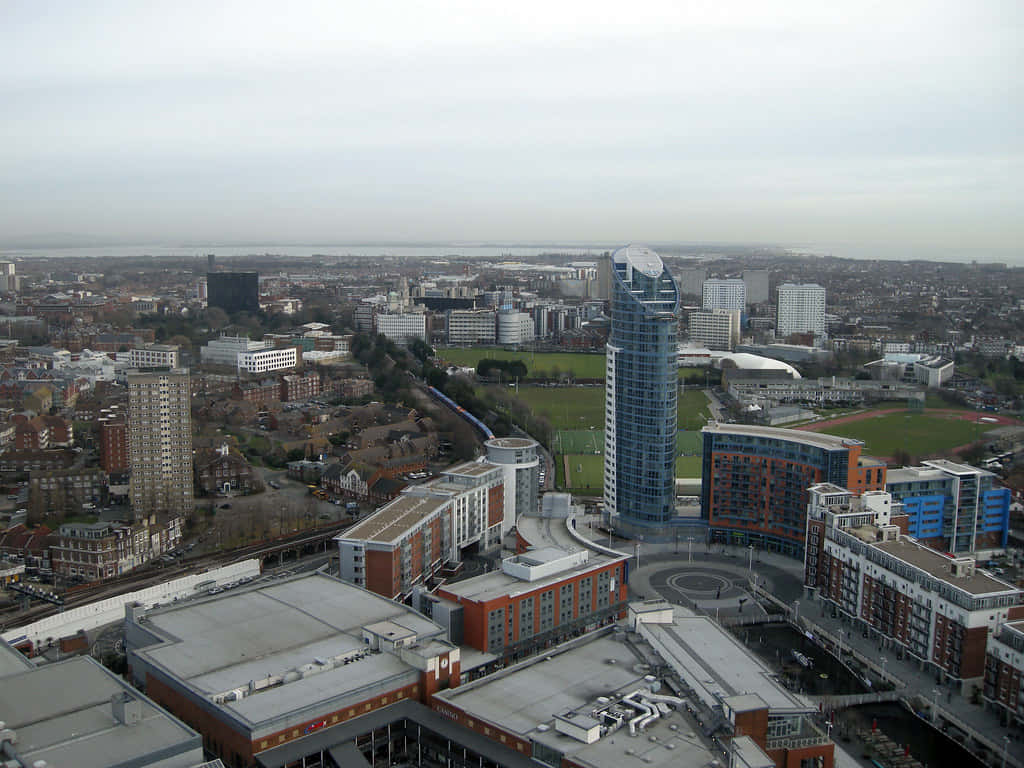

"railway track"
[0,521,352,632]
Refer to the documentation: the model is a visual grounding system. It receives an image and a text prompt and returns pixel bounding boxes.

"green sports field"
[438,348,607,379]
[559,452,704,492]
[438,346,711,384]
[555,429,604,454]
[480,378,712,491]
[678,388,711,429]
[506,385,711,432]
[510,386,606,430]
[554,429,702,457]
[813,412,985,458]
[560,454,605,492]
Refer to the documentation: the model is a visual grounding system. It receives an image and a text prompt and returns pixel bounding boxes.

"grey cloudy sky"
[2,1,1021,255]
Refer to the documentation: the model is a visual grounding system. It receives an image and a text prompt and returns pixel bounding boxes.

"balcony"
[765,719,832,752]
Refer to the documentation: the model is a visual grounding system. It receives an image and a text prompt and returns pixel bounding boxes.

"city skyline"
[2,2,1021,260]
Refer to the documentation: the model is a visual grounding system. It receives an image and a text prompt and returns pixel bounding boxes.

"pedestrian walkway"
[796,595,1023,767]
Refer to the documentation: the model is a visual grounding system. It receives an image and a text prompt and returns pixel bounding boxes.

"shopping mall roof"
[0,656,201,768]
[635,605,811,714]
[435,632,719,768]
[130,573,446,734]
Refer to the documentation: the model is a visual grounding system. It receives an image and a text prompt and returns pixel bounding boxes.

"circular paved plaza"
[649,566,749,604]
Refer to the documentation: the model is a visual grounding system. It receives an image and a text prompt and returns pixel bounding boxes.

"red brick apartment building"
[806,484,1023,691]
[99,416,128,473]
[436,547,629,660]
[336,493,450,600]
[985,619,1024,726]
[336,460,506,600]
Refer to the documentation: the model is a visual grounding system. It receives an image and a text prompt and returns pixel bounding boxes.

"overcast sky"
[1,1,1021,257]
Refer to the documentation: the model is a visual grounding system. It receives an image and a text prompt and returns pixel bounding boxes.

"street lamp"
[932,688,941,725]
[688,537,695,563]
[747,545,755,572]
[1003,734,1010,768]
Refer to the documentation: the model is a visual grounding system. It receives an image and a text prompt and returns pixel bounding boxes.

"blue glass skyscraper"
[604,245,680,529]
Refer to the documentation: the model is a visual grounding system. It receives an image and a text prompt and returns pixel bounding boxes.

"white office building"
[127,343,180,369]
[702,279,746,311]
[237,346,298,374]
[375,312,427,345]
[200,335,268,367]
[777,283,826,339]
[688,308,741,351]
[496,310,535,345]
[447,309,496,345]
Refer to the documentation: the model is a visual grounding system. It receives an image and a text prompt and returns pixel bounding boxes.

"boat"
[791,649,813,668]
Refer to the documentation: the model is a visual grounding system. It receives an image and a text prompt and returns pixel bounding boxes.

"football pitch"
[813,412,986,458]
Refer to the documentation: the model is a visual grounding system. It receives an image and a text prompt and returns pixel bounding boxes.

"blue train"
[427,386,495,440]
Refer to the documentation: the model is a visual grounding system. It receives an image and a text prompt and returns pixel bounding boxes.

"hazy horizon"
[3,2,1021,258]
[3,239,1021,267]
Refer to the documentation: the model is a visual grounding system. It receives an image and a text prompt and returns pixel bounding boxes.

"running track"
[794,408,1021,431]
[794,407,1021,461]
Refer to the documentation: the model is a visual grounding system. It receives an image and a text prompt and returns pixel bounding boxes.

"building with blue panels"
[886,459,1010,553]
[603,245,680,532]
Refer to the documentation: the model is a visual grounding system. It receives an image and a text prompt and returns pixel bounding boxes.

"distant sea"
[0,241,1019,266]
[0,243,609,262]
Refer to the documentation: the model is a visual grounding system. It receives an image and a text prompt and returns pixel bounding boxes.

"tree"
[960,443,986,466]
[205,306,229,330]
[891,449,912,468]
[408,338,434,363]
[168,334,193,353]
[425,366,448,390]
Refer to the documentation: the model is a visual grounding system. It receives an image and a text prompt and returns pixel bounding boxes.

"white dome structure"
[715,352,801,379]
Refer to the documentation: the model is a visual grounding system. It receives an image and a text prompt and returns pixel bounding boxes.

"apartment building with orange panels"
[701,423,886,557]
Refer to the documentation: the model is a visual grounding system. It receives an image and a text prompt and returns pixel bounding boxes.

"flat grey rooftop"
[872,538,1018,596]
[437,633,716,768]
[922,458,993,477]
[0,640,33,678]
[702,421,864,451]
[441,460,498,478]
[484,436,536,449]
[339,492,448,544]
[514,511,580,552]
[0,656,200,768]
[638,608,811,713]
[809,482,852,495]
[135,573,444,728]
[439,552,626,603]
